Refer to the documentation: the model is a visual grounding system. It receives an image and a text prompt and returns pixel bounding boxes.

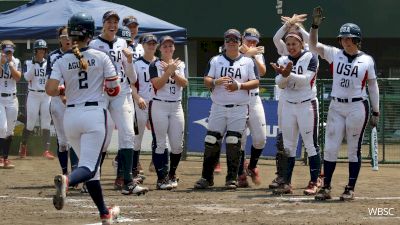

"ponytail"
[71,41,88,71]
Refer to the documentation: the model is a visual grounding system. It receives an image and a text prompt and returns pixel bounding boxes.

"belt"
[67,101,98,108]
[287,98,312,104]
[1,93,16,97]
[152,98,181,103]
[250,92,259,96]
[29,89,45,93]
[223,104,242,108]
[332,97,363,103]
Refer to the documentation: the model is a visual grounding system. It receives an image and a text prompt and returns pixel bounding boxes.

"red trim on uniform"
[310,73,317,88]
[135,80,139,92]
[329,63,334,76]
[361,70,368,90]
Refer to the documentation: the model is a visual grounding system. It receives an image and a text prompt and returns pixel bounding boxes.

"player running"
[309,6,380,201]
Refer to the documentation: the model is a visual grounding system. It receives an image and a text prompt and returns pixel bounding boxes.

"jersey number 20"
[78,71,88,89]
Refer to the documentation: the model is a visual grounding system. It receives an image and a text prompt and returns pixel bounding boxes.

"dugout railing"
[185,77,400,164]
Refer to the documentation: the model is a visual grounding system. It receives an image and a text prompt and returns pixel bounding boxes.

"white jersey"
[24,59,47,91]
[149,59,186,101]
[249,53,265,95]
[89,36,131,94]
[275,51,318,102]
[49,47,116,105]
[0,56,21,94]
[134,57,154,101]
[205,54,258,105]
[129,42,144,61]
[322,46,376,99]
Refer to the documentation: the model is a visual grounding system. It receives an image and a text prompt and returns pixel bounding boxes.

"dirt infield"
[0,155,399,225]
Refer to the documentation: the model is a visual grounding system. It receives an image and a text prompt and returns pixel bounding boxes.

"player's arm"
[103,53,120,97]
[151,59,179,90]
[45,60,62,96]
[122,48,137,83]
[367,58,380,126]
[309,6,327,58]
[227,59,260,91]
[273,23,289,56]
[254,55,266,76]
[172,62,188,88]
[9,59,22,81]
[24,60,35,81]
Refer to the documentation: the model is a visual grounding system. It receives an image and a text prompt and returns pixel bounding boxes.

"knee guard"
[202,131,222,180]
[225,131,242,181]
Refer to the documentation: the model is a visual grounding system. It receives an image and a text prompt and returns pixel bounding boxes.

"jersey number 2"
[78,71,88,89]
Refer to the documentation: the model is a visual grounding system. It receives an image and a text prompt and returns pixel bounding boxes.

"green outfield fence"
[185,77,400,164]
[12,78,400,163]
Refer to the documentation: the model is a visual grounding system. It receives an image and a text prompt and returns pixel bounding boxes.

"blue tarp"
[0,0,187,43]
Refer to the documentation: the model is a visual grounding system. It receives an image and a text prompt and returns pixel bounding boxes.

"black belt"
[67,101,98,108]
[223,104,241,108]
[153,98,181,103]
[251,92,259,96]
[332,97,363,103]
[29,89,45,93]
[1,93,16,97]
[287,98,312,104]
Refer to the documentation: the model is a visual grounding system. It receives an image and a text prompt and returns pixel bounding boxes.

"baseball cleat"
[214,163,222,174]
[340,186,355,201]
[156,178,173,190]
[1,159,15,169]
[121,182,149,195]
[315,186,332,201]
[268,176,284,189]
[19,144,27,158]
[304,181,318,195]
[247,167,261,186]
[53,174,68,210]
[43,150,55,160]
[272,184,293,195]
[237,174,249,188]
[113,177,124,190]
[168,176,179,189]
[101,205,120,225]
[225,180,238,190]
[194,178,214,189]
[80,182,88,193]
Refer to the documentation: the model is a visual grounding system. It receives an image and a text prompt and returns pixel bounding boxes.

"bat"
[370,127,379,171]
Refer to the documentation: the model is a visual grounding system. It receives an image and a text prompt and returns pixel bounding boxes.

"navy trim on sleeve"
[307,53,318,72]
[149,60,159,79]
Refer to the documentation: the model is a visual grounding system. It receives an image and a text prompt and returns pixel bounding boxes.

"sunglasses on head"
[59,34,69,40]
[224,37,240,43]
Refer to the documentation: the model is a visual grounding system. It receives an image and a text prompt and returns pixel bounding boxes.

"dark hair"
[57,25,67,36]
[71,41,88,71]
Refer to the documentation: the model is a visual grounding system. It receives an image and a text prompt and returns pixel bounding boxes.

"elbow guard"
[105,77,120,97]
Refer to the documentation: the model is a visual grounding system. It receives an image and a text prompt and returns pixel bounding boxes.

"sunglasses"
[59,34,69,40]
[224,37,240,43]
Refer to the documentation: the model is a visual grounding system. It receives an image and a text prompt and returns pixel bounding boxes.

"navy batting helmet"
[68,12,95,38]
[337,23,361,40]
[34,39,47,50]
[117,26,132,41]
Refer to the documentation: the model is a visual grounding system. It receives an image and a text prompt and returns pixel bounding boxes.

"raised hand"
[270,61,293,77]
[312,6,325,27]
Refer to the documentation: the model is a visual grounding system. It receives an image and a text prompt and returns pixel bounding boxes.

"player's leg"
[50,99,69,174]
[341,100,369,201]
[225,105,248,189]
[167,102,184,188]
[40,95,54,159]
[132,100,148,180]
[1,97,18,168]
[246,97,266,185]
[194,104,225,189]
[20,92,40,157]
[149,100,171,189]
[0,103,7,162]
[237,126,249,187]
[297,100,321,195]
[270,97,285,188]
[316,102,345,200]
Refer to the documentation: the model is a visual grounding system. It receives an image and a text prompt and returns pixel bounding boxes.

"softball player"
[237,28,266,187]
[0,41,22,169]
[194,29,259,190]
[132,34,158,181]
[47,26,79,175]
[18,39,55,160]
[149,36,187,190]
[47,12,120,224]
[122,16,144,60]
[271,27,321,195]
[90,11,148,195]
[310,7,380,201]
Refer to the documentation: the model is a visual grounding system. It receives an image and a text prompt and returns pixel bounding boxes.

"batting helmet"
[337,23,361,40]
[117,26,132,41]
[34,39,47,50]
[68,12,95,38]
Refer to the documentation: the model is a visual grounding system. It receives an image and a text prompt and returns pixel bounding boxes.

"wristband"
[237,82,241,90]
[212,79,217,86]
[311,24,319,29]
[372,111,380,117]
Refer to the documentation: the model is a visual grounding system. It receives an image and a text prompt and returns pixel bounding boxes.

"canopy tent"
[0,0,187,43]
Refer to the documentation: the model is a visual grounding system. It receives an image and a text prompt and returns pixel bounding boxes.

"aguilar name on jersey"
[276,51,318,102]
[149,59,186,102]
[134,57,154,101]
[89,36,131,94]
[25,59,47,91]
[0,57,21,94]
[205,54,258,105]
[50,47,116,105]
[323,46,376,99]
